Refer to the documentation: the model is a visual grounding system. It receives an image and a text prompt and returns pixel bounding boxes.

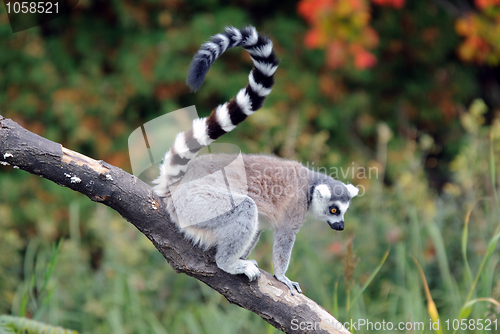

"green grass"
[1,103,499,334]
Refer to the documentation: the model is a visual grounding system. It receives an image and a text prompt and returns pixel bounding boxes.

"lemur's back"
[243,155,309,227]
[175,153,310,228]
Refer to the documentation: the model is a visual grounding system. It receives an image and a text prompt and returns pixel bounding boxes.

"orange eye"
[330,208,337,214]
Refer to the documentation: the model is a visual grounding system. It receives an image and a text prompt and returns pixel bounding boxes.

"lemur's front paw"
[274,275,302,295]
[243,260,261,281]
[248,259,258,267]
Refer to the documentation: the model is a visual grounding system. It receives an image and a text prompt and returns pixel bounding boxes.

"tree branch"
[0,115,351,334]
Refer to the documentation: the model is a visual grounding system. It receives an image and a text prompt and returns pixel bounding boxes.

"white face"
[310,184,356,231]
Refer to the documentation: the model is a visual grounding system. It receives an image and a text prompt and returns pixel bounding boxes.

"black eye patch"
[329,206,340,215]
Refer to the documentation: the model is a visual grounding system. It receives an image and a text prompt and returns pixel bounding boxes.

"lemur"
[153,26,358,295]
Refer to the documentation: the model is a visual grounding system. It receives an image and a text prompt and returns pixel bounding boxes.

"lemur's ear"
[346,184,359,198]
[314,184,331,201]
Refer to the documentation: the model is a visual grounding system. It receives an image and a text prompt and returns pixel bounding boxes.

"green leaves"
[350,248,389,306]
[458,297,500,320]
[15,240,61,320]
[0,315,78,334]
[411,256,442,334]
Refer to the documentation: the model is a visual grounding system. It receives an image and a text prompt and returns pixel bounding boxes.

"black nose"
[330,221,344,231]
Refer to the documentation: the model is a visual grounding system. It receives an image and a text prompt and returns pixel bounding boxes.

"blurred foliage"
[456,0,500,66]
[0,314,78,334]
[0,0,499,333]
[297,0,379,69]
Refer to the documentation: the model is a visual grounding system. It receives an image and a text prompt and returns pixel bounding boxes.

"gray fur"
[161,154,358,294]
[240,230,262,261]
[187,54,212,92]
[156,27,358,295]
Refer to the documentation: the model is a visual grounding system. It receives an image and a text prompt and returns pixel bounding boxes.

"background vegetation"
[0,0,499,333]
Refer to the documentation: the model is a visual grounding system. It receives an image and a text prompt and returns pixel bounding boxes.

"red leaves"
[353,45,377,69]
[326,41,346,68]
[475,0,500,9]
[304,28,324,48]
[455,2,500,65]
[298,0,385,70]
[299,0,500,68]
[298,0,401,70]
[325,42,377,69]
[297,0,334,24]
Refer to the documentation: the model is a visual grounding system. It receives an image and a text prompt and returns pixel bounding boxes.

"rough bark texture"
[0,115,351,334]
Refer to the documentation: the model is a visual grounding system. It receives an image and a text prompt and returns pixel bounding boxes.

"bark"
[0,115,351,334]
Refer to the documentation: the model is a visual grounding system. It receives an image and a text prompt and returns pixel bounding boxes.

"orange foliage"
[475,0,500,9]
[297,0,334,23]
[299,0,500,68]
[304,28,324,48]
[352,44,378,69]
[298,0,388,70]
[455,2,500,66]
[297,0,403,70]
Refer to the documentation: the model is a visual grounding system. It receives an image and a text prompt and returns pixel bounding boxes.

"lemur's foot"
[275,275,302,295]
[217,259,260,281]
[248,259,258,267]
[242,260,260,281]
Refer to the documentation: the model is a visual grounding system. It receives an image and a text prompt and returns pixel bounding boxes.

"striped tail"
[153,26,279,196]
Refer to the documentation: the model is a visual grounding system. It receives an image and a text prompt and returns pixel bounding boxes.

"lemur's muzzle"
[328,221,344,231]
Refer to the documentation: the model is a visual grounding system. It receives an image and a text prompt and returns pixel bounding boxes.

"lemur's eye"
[330,208,337,214]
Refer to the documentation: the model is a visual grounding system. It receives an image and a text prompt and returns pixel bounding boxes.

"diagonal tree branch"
[0,115,351,334]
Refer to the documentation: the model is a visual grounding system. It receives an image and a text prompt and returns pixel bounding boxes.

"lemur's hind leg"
[240,230,262,267]
[173,183,260,281]
[211,197,260,281]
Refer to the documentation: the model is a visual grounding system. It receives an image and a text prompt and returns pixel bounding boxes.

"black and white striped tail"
[153,26,279,196]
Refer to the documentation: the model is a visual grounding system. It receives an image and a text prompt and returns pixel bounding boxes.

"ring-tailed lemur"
[153,26,358,295]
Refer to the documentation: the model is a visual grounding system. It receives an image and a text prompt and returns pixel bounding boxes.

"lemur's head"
[309,178,358,231]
